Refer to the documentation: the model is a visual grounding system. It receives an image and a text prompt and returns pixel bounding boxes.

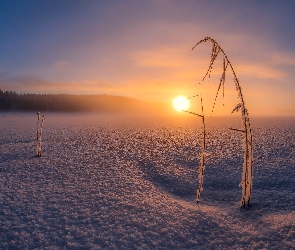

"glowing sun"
[173,96,190,112]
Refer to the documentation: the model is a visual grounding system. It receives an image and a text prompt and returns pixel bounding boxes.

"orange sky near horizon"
[0,1,295,117]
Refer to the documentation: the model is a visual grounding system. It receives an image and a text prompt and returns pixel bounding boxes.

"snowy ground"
[1,113,294,249]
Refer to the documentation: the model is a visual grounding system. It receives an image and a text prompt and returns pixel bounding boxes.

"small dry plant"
[36,112,45,157]
[192,37,253,208]
[182,96,206,203]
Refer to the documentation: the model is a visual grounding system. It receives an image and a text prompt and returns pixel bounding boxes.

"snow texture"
[1,113,294,249]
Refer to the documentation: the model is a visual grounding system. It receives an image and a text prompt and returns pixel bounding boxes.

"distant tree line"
[0,89,167,114]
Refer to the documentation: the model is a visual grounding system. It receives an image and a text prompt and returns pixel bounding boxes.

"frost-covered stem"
[37,116,45,157]
[192,37,253,208]
[36,112,40,156]
[247,127,253,206]
[182,97,206,203]
[196,98,206,202]
[232,70,253,208]
[244,117,253,207]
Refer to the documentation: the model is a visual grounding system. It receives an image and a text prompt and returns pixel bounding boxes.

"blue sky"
[1,0,295,116]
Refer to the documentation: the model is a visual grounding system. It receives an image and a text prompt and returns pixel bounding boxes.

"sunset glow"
[0,1,295,116]
[173,96,190,112]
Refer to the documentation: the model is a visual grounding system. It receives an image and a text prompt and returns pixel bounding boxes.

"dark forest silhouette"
[0,90,169,114]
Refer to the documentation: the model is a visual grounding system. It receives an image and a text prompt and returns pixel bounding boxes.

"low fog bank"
[0,91,174,115]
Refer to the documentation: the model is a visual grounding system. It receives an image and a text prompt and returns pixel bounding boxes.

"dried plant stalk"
[197,98,206,202]
[36,112,45,157]
[192,37,253,208]
[183,96,206,202]
[36,112,40,156]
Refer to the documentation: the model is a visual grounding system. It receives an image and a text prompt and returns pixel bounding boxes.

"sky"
[0,0,295,116]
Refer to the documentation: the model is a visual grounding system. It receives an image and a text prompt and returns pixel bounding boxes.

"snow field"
[1,114,294,249]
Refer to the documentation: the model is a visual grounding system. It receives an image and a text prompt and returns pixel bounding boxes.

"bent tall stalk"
[192,37,253,208]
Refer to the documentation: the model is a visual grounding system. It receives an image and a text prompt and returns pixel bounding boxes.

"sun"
[173,96,190,112]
